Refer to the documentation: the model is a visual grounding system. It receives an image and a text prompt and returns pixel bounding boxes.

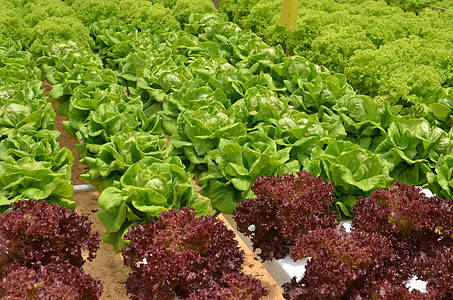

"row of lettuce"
[1,0,453,248]
[0,0,215,57]
[219,0,453,111]
[0,199,269,299]
[0,3,270,296]
[0,40,104,298]
[9,9,451,254]
[0,0,452,298]
[0,39,75,214]
[234,173,453,298]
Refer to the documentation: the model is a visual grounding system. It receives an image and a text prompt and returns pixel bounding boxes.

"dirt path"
[52,101,284,299]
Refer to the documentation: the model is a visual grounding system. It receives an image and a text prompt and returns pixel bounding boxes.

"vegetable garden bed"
[1,0,452,298]
[223,187,436,287]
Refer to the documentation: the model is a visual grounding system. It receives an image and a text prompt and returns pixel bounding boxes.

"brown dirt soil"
[49,93,284,299]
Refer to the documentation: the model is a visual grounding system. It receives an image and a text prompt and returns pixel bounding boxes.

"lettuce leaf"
[80,131,169,190]
[198,132,300,214]
[427,153,453,200]
[170,103,246,169]
[0,127,74,211]
[374,118,453,186]
[97,156,210,252]
[305,140,392,216]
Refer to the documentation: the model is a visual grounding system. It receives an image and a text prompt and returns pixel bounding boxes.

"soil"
[47,83,284,299]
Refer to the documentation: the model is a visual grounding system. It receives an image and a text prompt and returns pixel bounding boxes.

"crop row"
[0,37,103,298]
[0,40,74,213]
[3,0,453,248]
[1,0,452,248]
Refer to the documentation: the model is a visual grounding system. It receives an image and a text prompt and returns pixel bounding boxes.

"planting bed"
[1,0,452,297]
[224,187,436,288]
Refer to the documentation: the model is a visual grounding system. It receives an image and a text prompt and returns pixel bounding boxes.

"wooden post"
[278,0,301,31]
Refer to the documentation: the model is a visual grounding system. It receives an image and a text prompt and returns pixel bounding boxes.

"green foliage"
[0,0,16,10]
[222,0,453,108]
[80,132,170,190]
[37,41,116,116]
[0,127,75,210]
[384,0,453,13]
[70,0,120,26]
[305,140,392,216]
[172,0,216,24]
[307,25,376,74]
[97,157,211,252]
[374,118,453,186]
[28,16,93,57]
[23,0,75,27]
[241,0,283,43]
[228,87,290,128]
[170,103,246,169]
[151,0,178,8]
[62,83,162,151]
[0,8,30,44]
[198,133,300,214]
[428,88,453,129]
[117,0,179,31]
[427,152,453,200]
[0,95,55,134]
[0,41,55,133]
[345,36,452,106]
[218,0,261,27]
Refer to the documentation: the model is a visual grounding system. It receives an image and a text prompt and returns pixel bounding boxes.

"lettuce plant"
[122,207,268,299]
[284,182,453,299]
[198,132,300,214]
[353,181,453,245]
[288,73,351,114]
[218,0,261,27]
[0,200,103,299]
[23,0,76,28]
[28,16,93,57]
[427,153,453,200]
[0,41,54,133]
[261,110,346,166]
[373,118,453,186]
[170,103,246,169]
[70,0,121,26]
[80,131,169,190]
[428,87,453,130]
[286,228,400,299]
[227,86,290,129]
[0,127,74,211]
[0,200,100,277]
[283,227,439,299]
[305,140,392,216]
[0,264,103,300]
[234,171,338,261]
[236,173,453,298]
[0,96,55,135]
[97,157,211,252]
[330,94,401,150]
[62,83,161,152]
[0,7,30,45]
[171,0,217,24]
[38,41,115,116]
[117,0,179,32]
